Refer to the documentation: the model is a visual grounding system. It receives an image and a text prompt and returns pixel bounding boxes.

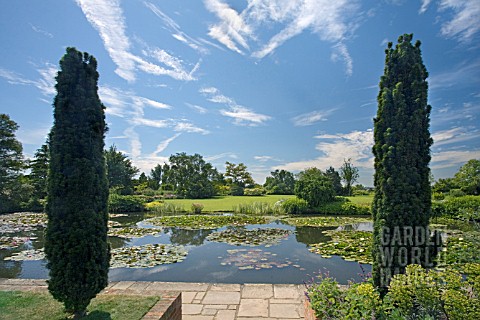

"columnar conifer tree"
[372,34,434,292]
[45,48,109,317]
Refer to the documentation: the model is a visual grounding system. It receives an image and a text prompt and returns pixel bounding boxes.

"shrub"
[243,188,265,196]
[281,198,308,214]
[432,192,445,201]
[449,188,466,197]
[432,195,480,219]
[191,203,204,214]
[306,273,345,319]
[108,194,145,213]
[230,185,244,196]
[313,199,371,215]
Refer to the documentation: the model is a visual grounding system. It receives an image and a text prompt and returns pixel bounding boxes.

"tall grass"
[232,201,285,215]
[148,202,185,215]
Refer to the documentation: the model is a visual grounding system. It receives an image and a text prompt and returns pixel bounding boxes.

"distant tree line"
[0,116,367,212]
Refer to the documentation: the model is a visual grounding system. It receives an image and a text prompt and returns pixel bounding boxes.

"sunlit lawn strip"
[162,195,294,212]
[0,291,160,320]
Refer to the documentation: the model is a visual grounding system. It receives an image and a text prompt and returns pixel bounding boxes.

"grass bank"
[0,291,160,320]
[162,194,295,212]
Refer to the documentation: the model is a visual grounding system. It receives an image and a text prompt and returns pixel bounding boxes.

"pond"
[0,212,373,284]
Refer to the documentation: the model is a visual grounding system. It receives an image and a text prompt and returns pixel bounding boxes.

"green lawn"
[0,291,160,320]
[163,194,295,212]
[345,194,373,206]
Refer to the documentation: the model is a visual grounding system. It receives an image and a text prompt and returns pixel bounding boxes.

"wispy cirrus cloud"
[144,2,209,54]
[432,126,480,147]
[204,152,238,162]
[419,0,433,13]
[431,150,480,169]
[30,24,53,38]
[0,63,57,96]
[438,0,480,43]
[275,129,374,172]
[292,109,336,127]
[151,133,181,156]
[204,0,253,55]
[76,0,199,82]
[185,103,208,114]
[204,0,360,75]
[200,86,271,126]
[429,59,480,90]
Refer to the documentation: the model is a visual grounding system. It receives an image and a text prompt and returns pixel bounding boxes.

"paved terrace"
[0,279,306,320]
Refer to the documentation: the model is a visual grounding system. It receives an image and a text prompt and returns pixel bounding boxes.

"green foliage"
[325,166,344,196]
[167,153,219,199]
[108,194,145,213]
[27,143,49,202]
[315,199,371,215]
[431,195,480,220]
[45,48,109,316]
[243,187,265,196]
[150,214,267,229]
[263,169,295,195]
[307,265,479,320]
[339,158,359,196]
[146,202,185,214]
[232,202,284,215]
[0,114,26,213]
[372,34,433,290]
[281,197,309,214]
[225,161,255,188]
[295,167,335,207]
[453,159,480,195]
[230,184,244,196]
[191,203,204,214]
[105,145,139,195]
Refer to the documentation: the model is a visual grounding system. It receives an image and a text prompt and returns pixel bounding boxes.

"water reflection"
[166,227,213,246]
[294,226,334,246]
[335,222,374,232]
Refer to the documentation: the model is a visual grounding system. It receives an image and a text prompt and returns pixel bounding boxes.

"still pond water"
[0,212,371,284]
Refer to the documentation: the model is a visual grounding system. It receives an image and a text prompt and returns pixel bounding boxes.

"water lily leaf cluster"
[110,244,187,268]
[207,228,291,247]
[309,230,372,264]
[149,214,268,230]
[108,227,162,238]
[0,236,35,250]
[438,231,480,275]
[219,248,304,271]
[4,248,45,261]
[283,216,371,228]
[0,213,47,233]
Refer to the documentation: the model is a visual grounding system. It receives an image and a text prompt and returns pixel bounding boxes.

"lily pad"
[218,248,301,271]
[309,230,373,264]
[206,228,291,247]
[148,215,268,230]
[4,248,45,261]
[283,216,371,228]
[108,227,162,238]
[0,213,47,234]
[110,244,188,268]
[0,236,34,250]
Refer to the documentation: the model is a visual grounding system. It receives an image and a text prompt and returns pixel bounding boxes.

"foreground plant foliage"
[306,265,480,320]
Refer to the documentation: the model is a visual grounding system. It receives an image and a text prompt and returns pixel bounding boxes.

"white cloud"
[275,129,374,171]
[0,63,57,96]
[131,118,170,128]
[431,150,480,169]
[254,155,275,162]
[220,106,271,126]
[174,122,210,134]
[144,2,208,54]
[76,0,199,82]
[419,0,433,13]
[16,127,50,146]
[200,86,271,126]
[292,109,335,126]
[429,59,480,90]
[204,152,238,162]
[151,133,181,156]
[204,0,253,55]
[439,0,480,43]
[185,103,208,114]
[124,127,142,158]
[30,24,53,38]
[203,0,359,75]
[432,126,480,147]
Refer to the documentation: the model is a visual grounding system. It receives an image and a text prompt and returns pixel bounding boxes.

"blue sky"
[1,0,479,186]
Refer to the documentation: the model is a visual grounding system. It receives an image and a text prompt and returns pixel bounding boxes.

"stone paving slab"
[0,279,306,319]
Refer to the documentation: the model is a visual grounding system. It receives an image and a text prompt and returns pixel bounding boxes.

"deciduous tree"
[339,159,359,196]
[294,167,335,207]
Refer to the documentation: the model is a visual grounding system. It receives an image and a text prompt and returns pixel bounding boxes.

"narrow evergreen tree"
[45,48,109,317]
[372,34,434,293]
